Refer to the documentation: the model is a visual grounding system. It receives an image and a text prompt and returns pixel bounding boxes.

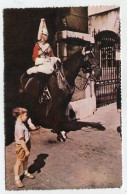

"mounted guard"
[21,18,61,102]
[19,18,102,142]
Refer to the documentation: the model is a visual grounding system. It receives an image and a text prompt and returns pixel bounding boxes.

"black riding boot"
[38,73,51,103]
[38,73,46,103]
[38,82,46,103]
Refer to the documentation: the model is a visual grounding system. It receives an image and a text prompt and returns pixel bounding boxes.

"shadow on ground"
[28,153,49,174]
[62,120,106,132]
[6,120,106,146]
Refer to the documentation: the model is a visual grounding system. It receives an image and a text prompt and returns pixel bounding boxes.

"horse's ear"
[82,47,86,56]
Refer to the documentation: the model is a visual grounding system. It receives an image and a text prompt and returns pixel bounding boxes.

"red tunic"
[32,43,54,62]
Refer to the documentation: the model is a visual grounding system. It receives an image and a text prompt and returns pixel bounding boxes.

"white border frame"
[1,0,127,194]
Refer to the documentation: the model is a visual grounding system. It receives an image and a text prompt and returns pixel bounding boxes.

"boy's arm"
[19,138,30,157]
[27,118,36,130]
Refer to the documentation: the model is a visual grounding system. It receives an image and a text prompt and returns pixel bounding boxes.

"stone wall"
[88,8,120,36]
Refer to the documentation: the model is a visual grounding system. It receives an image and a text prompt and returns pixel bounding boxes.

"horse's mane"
[63,50,82,70]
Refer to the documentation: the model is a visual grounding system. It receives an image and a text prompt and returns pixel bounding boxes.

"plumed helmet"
[37,18,49,40]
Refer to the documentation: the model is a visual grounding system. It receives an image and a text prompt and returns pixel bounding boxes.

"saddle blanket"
[27,63,54,74]
[27,57,61,75]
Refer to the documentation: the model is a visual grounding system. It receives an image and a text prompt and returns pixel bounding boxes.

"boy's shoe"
[14,180,24,188]
[24,173,35,179]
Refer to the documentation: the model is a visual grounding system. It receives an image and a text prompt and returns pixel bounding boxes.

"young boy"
[12,107,36,188]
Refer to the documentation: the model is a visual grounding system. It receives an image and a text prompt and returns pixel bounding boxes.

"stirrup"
[39,95,45,103]
[39,91,52,104]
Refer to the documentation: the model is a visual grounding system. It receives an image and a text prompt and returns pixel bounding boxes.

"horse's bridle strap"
[58,66,75,94]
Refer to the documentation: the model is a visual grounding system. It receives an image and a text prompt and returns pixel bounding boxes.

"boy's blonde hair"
[12,107,27,118]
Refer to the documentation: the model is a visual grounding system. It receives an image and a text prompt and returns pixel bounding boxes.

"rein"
[75,74,90,91]
[57,51,98,93]
[57,66,75,94]
[75,73,96,91]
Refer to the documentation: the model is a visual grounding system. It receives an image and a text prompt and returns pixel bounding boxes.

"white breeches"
[27,57,61,75]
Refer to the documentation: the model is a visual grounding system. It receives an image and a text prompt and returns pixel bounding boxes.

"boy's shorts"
[15,140,31,161]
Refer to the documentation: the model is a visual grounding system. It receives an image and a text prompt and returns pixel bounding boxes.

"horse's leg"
[56,97,73,140]
[51,105,67,142]
[46,103,64,142]
[59,131,67,141]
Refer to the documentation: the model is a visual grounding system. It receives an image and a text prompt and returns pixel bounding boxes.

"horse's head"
[81,46,102,80]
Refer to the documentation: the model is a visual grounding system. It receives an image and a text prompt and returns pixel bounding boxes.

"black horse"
[19,46,101,142]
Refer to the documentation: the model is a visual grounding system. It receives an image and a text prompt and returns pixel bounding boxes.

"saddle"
[20,64,74,104]
[20,73,52,103]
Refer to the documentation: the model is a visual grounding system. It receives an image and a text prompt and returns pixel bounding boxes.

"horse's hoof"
[61,131,67,140]
[65,133,68,139]
[57,136,66,142]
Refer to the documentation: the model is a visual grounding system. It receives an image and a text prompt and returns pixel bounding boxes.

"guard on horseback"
[21,18,61,102]
[19,22,102,142]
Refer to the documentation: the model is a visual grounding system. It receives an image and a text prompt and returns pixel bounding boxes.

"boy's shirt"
[15,120,31,144]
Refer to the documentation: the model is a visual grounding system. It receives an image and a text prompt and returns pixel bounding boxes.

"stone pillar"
[57,42,68,61]
[55,7,97,120]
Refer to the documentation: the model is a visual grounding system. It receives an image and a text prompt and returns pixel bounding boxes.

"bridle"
[75,72,95,91]
[75,50,97,91]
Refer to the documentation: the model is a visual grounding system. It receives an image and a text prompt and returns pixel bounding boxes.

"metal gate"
[94,31,120,107]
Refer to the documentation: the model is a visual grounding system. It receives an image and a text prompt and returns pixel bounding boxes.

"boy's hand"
[27,118,36,130]
[25,150,30,157]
